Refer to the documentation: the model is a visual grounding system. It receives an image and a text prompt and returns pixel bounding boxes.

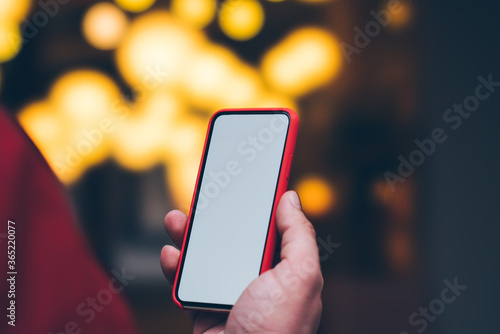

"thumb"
[275,191,320,264]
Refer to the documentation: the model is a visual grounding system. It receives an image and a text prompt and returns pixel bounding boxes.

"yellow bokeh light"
[296,175,336,217]
[180,45,262,110]
[218,0,264,41]
[18,102,64,153]
[219,65,263,107]
[262,27,342,96]
[17,102,87,184]
[114,0,156,13]
[24,70,124,182]
[181,45,237,109]
[13,7,301,208]
[50,70,122,127]
[388,1,412,29]
[164,116,206,159]
[0,0,31,22]
[63,123,112,173]
[0,21,22,63]
[113,91,185,170]
[171,0,216,29]
[116,11,205,89]
[164,118,206,205]
[167,155,201,213]
[82,3,129,50]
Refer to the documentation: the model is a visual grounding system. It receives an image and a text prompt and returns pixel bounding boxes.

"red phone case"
[172,107,299,311]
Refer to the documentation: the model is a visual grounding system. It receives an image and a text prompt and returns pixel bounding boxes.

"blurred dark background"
[1,0,499,333]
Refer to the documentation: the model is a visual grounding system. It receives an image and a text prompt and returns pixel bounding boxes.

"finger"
[160,245,180,285]
[275,191,320,266]
[160,245,198,325]
[164,210,188,248]
[192,313,227,334]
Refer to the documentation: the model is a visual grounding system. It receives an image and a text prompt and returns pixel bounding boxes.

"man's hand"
[160,191,323,334]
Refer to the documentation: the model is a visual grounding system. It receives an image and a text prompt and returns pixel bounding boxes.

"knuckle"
[303,220,317,238]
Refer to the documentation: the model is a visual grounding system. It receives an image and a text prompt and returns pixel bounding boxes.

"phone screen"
[176,111,290,308]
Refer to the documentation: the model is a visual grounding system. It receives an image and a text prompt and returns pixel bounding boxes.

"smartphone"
[172,108,299,311]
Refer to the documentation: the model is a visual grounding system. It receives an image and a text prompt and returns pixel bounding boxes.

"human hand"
[160,191,323,334]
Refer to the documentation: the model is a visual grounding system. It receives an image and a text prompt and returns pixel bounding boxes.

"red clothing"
[0,108,138,334]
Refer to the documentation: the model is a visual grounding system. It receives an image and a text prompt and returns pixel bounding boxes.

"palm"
[161,192,323,334]
[191,260,322,334]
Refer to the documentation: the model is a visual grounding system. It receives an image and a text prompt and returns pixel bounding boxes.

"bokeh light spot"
[171,0,216,29]
[113,91,186,171]
[116,11,204,89]
[181,45,263,110]
[296,175,337,218]
[218,0,264,41]
[17,102,86,184]
[262,27,342,96]
[18,102,63,151]
[181,45,238,109]
[50,70,122,127]
[114,0,156,13]
[387,1,412,29]
[0,0,31,22]
[82,3,129,50]
[0,21,22,63]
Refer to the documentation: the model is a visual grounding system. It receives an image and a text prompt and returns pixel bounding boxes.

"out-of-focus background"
[1,0,499,333]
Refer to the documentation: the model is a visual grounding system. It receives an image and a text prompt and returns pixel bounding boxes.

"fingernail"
[289,191,302,210]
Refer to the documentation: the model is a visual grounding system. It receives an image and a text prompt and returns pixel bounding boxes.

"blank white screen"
[177,113,289,306]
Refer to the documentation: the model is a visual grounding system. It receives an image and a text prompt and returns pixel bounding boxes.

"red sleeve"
[0,107,138,334]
